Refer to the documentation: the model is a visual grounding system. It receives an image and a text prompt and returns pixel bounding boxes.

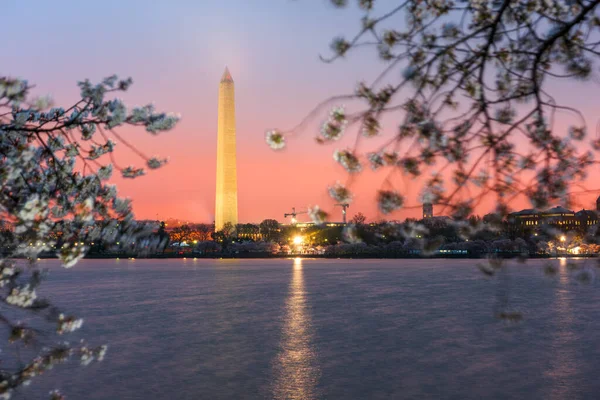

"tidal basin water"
[27,258,600,399]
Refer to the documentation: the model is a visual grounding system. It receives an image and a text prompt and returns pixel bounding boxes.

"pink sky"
[3,1,600,223]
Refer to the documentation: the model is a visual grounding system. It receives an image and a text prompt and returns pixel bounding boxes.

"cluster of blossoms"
[49,390,65,400]
[147,156,169,169]
[342,224,362,244]
[146,112,180,133]
[308,206,329,225]
[87,140,116,160]
[333,149,362,173]
[79,346,108,365]
[0,73,178,397]
[16,194,48,231]
[399,220,429,239]
[58,243,89,268]
[366,151,403,171]
[0,265,15,287]
[0,385,11,400]
[568,126,586,140]
[122,166,146,178]
[265,130,286,150]
[6,285,37,308]
[377,190,404,214]
[0,343,108,399]
[367,152,385,170]
[97,164,113,180]
[361,113,380,137]
[319,106,348,142]
[80,345,108,366]
[418,183,444,204]
[57,314,84,335]
[328,181,353,204]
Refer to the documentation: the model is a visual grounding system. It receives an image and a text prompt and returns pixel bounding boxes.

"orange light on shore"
[293,236,304,245]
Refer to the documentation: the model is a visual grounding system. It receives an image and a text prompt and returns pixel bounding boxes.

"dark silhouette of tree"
[213,222,236,251]
[221,222,235,238]
[170,224,195,244]
[351,212,367,226]
[196,224,214,241]
[259,219,281,242]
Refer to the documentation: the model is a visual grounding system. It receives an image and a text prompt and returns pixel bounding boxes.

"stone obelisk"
[215,67,238,232]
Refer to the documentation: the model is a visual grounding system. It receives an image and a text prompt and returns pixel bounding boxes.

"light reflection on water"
[272,258,320,400]
[546,258,576,400]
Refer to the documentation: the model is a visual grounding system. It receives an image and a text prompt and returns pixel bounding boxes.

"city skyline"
[3,1,600,224]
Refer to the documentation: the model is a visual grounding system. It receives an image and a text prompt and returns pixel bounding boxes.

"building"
[423,202,433,219]
[541,206,578,230]
[509,199,600,235]
[214,67,238,232]
[509,209,540,227]
[576,209,598,228]
[422,216,453,228]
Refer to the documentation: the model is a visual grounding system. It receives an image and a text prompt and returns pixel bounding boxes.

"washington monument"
[214,67,238,232]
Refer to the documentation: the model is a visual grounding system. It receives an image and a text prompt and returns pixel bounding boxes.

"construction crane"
[284,207,307,224]
[335,203,350,224]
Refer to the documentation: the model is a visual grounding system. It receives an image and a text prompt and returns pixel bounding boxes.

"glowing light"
[560,235,566,242]
[570,246,581,255]
[293,236,304,245]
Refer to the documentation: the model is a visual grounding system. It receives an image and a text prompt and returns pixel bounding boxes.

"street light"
[560,235,566,242]
[293,236,304,245]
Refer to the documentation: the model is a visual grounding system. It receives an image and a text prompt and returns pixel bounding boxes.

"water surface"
[22,258,600,399]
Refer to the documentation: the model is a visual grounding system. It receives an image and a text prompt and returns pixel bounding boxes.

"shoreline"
[29,253,599,260]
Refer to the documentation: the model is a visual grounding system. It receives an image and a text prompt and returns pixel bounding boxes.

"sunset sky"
[3,0,600,223]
